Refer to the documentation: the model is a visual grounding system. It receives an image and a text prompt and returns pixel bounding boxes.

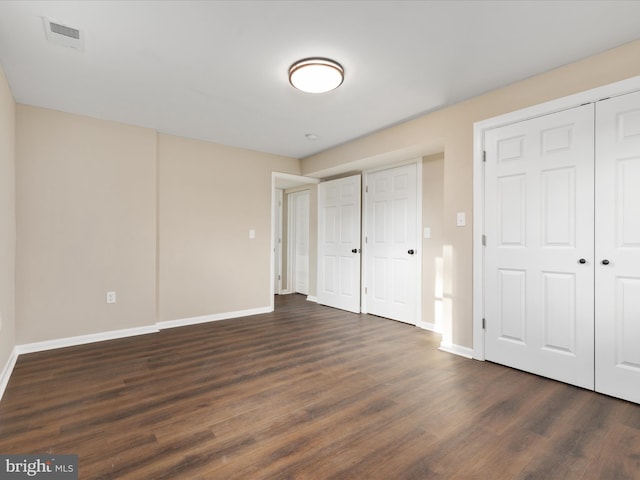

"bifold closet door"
[484,104,595,390]
[595,91,640,404]
[317,175,362,313]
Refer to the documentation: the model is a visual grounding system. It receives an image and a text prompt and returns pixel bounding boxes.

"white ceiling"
[1,1,640,159]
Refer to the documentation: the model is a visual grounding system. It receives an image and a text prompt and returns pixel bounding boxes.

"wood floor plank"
[1,294,640,479]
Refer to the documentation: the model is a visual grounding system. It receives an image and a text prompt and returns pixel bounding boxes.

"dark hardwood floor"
[1,294,639,479]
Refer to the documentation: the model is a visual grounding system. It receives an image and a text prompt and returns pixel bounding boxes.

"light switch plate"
[456,212,466,227]
[424,227,431,239]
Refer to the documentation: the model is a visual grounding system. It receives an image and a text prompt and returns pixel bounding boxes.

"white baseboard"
[16,325,160,355]
[412,323,472,359]
[0,347,19,403]
[157,306,271,330]
[306,295,318,303]
[279,289,292,295]
[438,342,473,359]
[1,306,274,402]
[417,321,439,332]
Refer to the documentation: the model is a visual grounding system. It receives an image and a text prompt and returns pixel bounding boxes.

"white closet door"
[274,189,283,294]
[484,104,595,389]
[365,164,418,324]
[317,175,362,313]
[290,191,310,295]
[595,91,640,403]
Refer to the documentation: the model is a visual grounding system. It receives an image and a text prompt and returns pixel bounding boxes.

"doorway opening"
[271,173,320,310]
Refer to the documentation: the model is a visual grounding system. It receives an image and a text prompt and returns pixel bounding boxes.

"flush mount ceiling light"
[289,58,344,93]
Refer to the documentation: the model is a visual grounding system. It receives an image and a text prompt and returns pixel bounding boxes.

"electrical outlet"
[249,229,256,239]
[106,291,116,304]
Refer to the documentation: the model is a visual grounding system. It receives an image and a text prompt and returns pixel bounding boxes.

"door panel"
[595,91,640,403]
[274,189,283,294]
[541,272,576,354]
[317,175,361,313]
[497,268,526,343]
[291,191,309,295]
[498,174,526,246]
[542,167,576,246]
[484,104,595,389]
[365,164,418,324]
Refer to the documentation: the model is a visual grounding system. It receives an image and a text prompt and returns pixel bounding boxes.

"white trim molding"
[306,295,318,303]
[417,324,472,362]
[439,342,473,359]
[157,306,271,330]
[17,325,159,355]
[417,321,439,333]
[0,347,19,402]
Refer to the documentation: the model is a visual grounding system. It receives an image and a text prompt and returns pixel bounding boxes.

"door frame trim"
[362,159,423,324]
[473,75,640,361]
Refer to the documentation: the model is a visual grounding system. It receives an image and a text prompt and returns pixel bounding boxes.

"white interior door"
[289,191,309,295]
[317,175,362,313]
[484,104,595,390]
[595,91,640,403]
[274,189,283,294]
[365,164,418,324]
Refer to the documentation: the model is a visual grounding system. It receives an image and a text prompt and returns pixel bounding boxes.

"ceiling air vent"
[43,18,84,51]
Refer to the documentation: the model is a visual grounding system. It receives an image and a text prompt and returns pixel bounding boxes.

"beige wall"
[16,106,157,343]
[301,39,640,349]
[421,153,444,330]
[0,67,15,368]
[157,134,299,322]
[12,105,298,344]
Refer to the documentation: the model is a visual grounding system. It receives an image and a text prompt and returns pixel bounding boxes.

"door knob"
[408,249,415,255]
[351,248,359,254]
[601,259,610,265]
[578,258,587,264]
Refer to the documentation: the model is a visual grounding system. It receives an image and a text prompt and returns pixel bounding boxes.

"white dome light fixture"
[289,58,344,93]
